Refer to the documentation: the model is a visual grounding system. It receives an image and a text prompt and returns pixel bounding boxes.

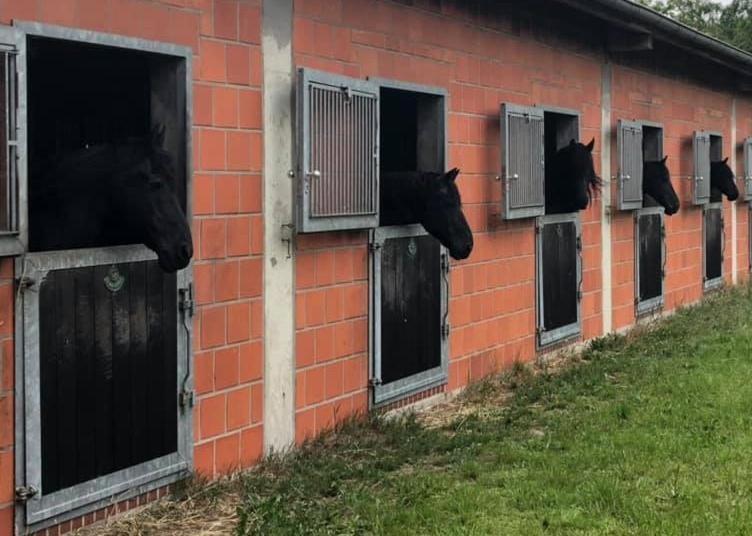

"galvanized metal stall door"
[617,120,643,210]
[20,247,192,525]
[693,131,711,205]
[296,68,380,233]
[635,208,665,315]
[536,214,582,347]
[371,225,448,405]
[500,104,545,219]
[703,203,724,290]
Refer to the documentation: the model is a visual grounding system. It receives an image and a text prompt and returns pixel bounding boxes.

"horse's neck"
[380,172,426,226]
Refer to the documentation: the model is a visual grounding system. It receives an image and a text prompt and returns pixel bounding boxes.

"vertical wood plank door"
[638,213,663,303]
[541,221,578,332]
[705,208,723,282]
[380,235,441,385]
[38,261,177,494]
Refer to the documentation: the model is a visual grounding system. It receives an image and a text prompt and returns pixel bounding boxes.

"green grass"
[233,287,752,535]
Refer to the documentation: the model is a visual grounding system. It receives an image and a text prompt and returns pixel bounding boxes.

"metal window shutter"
[693,131,711,205]
[744,137,752,202]
[296,68,379,233]
[500,103,545,220]
[617,120,643,210]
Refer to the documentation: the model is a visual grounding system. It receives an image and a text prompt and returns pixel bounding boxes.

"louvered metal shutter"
[617,120,643,210]
[296,68,379,233]
[744,137,752,202]
[500,103,545,220]
[693,131,711,205]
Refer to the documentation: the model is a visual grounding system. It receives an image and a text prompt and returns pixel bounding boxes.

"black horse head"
[643,156,680,215]
[545,138,601,214]
[421,168,473,260]
[30,125,192,272]
[380,168,473,260]
[116,125,193,271]
[711,157,739,202]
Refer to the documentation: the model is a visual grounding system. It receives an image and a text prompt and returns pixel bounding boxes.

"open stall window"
[616,120,643,210]
[693,131,711,205]
[500,103,545,219]
[296,68,379,233]
[0,27,22,256]
[743,137,752,202]
[369,79,448,406]
[703,202,724,291]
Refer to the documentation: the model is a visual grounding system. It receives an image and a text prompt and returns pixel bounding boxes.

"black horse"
[710,158,739,202]
[545,138,601,214]
[380,168,473,260]
[643,156,680,215]
[29,126,192,272]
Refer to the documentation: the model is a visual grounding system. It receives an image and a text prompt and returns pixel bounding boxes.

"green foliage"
[640,0,752,52]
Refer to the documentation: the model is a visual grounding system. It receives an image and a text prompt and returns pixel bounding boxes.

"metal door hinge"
[441,322,451,339]
[16,275,36,291]
[369,242,382,252]
[179,389,195,409]
[179,284,195,317]
[441,254,450,274]
[281,223,295,259]
[15,485,38,502]
[576,236,583,252]
[368,377,382,387]
[577,290,583,302]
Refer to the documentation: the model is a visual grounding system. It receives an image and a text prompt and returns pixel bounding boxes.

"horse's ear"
[445,168,460,182]
[723,156,729,164]
[662,155,669,164]
[151,124,166,149]
[586,138,595,152]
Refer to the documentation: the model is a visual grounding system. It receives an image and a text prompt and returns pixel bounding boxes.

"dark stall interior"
[380,87,445,180]
[643,125,663,162]
[27,36,186,251]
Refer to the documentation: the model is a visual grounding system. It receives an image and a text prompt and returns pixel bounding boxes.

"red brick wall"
[0,0,264,533]
[291,0,604,441]
[610,66,737,326]
[736,99,752,282]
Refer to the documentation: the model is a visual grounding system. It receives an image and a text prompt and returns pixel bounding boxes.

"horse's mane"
[551,142,602,201]
[31,136,170,200]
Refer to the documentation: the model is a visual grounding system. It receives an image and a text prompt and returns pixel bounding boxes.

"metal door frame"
[536,212,582,348]
[634,206,665,316]
[369,225,449,406]
[12,23,194,532]
[703,202,724,292]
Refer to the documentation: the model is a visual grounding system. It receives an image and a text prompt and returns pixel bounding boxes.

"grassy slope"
[82,288,752,535]
[238,288,752,535]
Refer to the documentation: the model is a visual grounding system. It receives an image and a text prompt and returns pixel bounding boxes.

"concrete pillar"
[600,61,613,334]
[262,0,295,452]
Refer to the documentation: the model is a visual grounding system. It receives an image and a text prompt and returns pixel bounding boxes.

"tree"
[639,0,752,53]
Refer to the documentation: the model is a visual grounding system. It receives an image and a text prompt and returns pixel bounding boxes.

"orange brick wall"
[736,99,752,282]
[611,66,739,328]
[0,0,264,533]
[291,0,604,442]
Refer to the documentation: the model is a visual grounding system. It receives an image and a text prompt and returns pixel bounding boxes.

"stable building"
[0,1,751,533]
